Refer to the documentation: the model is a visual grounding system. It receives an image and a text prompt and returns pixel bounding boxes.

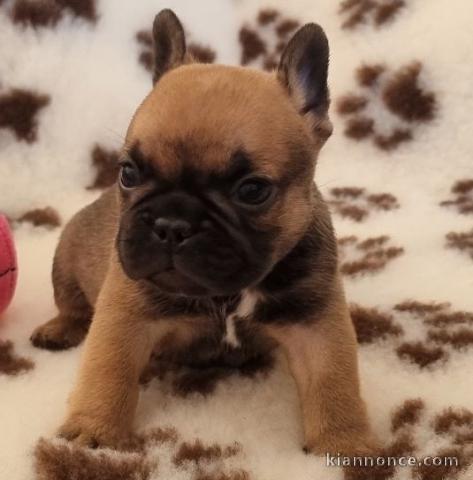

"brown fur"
[264,282,379,455]
[30,12,375,457]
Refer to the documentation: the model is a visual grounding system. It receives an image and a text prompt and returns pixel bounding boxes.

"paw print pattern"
[351,300,473,369]
[339,0,406,29]
[136,29,216,76]
[441,179,473,215]
[238,8,300,71]
[34,429,248,480]
[344,397,473,479]
[338,235,404,276]
[337,62,437,151]
[394,301,473,368]
[445,228,473,260]
[86,144,120,190]
[328,186,399,222]
[8,0,97,28]
[0,89,50,143]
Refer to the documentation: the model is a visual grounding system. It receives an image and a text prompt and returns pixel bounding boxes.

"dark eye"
[119,161,141,189]
[235,178,273,206]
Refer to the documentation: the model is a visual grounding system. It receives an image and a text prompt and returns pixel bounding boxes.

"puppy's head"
[117,9,332,297]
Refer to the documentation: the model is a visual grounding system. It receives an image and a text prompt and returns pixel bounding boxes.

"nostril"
[171,220,192,245]
[156,228,167,242]
[153,218,171,243]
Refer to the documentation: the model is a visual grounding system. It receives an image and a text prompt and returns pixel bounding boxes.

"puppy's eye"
[235,178,273,206]
[119,161,141,189]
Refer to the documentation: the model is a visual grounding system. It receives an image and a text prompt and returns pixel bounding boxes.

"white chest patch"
[223,290,259,348]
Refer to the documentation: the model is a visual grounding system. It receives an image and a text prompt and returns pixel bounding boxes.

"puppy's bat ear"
[278,24,333,143]
[152,9,186,84]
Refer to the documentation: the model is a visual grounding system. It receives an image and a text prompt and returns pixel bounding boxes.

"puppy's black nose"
[153,218,193,246]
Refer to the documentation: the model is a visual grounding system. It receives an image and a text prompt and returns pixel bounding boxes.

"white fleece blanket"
[1,1,473,479]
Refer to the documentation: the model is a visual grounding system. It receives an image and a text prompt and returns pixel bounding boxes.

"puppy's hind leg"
[31,258,92,350]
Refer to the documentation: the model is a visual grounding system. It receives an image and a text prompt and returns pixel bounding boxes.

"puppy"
[31,10,377,455]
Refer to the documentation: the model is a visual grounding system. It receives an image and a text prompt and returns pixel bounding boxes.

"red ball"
[0,215,18,315]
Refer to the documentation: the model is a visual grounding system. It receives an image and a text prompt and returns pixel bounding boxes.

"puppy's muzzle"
[138,191,209,248]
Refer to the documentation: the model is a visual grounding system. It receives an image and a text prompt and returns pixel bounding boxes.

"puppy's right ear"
[152,9,186,84]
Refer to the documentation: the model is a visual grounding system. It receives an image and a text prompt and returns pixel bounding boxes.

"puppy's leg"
[58,311,155,448]
[265,290,377,456]
[58,269,196,449]
[31,259,92,350]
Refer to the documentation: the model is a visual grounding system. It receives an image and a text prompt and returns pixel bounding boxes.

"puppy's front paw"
[31,316,88,350]
[58,414,128,450]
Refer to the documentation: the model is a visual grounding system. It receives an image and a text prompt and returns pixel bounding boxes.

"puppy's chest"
[219,290,260,348]
[157,290,273,373]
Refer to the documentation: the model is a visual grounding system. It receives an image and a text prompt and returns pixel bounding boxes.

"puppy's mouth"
[147,262,211,296]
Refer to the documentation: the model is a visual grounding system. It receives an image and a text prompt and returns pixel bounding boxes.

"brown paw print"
[445,228,473,260]
[351,300,473,369]
[15,207,61,229]
[338,235,404,276]
[441,179,473,215]
[35,430,247,480]
[344,396,473,480]
[328,186,399,222]
[239,8,300,71]
[339,0,406,30]
[0,88,50,143]
[136,29,216,76]
[86,144,120,190]
[394,301,473,368]
[0,340,34,376]
[8,0,97,28]
[337,62,436,151]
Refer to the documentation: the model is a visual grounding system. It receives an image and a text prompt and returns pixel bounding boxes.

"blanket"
[1,0,473,479]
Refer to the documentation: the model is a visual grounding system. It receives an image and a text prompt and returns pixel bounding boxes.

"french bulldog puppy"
[31,10,377,455]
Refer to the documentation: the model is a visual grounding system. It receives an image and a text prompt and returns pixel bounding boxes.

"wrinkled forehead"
[125,64,313,181]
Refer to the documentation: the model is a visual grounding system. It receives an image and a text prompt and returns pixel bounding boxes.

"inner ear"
[152,9,186,84]
[277,23,332,140]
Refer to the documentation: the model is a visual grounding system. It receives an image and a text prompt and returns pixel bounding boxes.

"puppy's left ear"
[278,24,333,143]
[152,9,186,84]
